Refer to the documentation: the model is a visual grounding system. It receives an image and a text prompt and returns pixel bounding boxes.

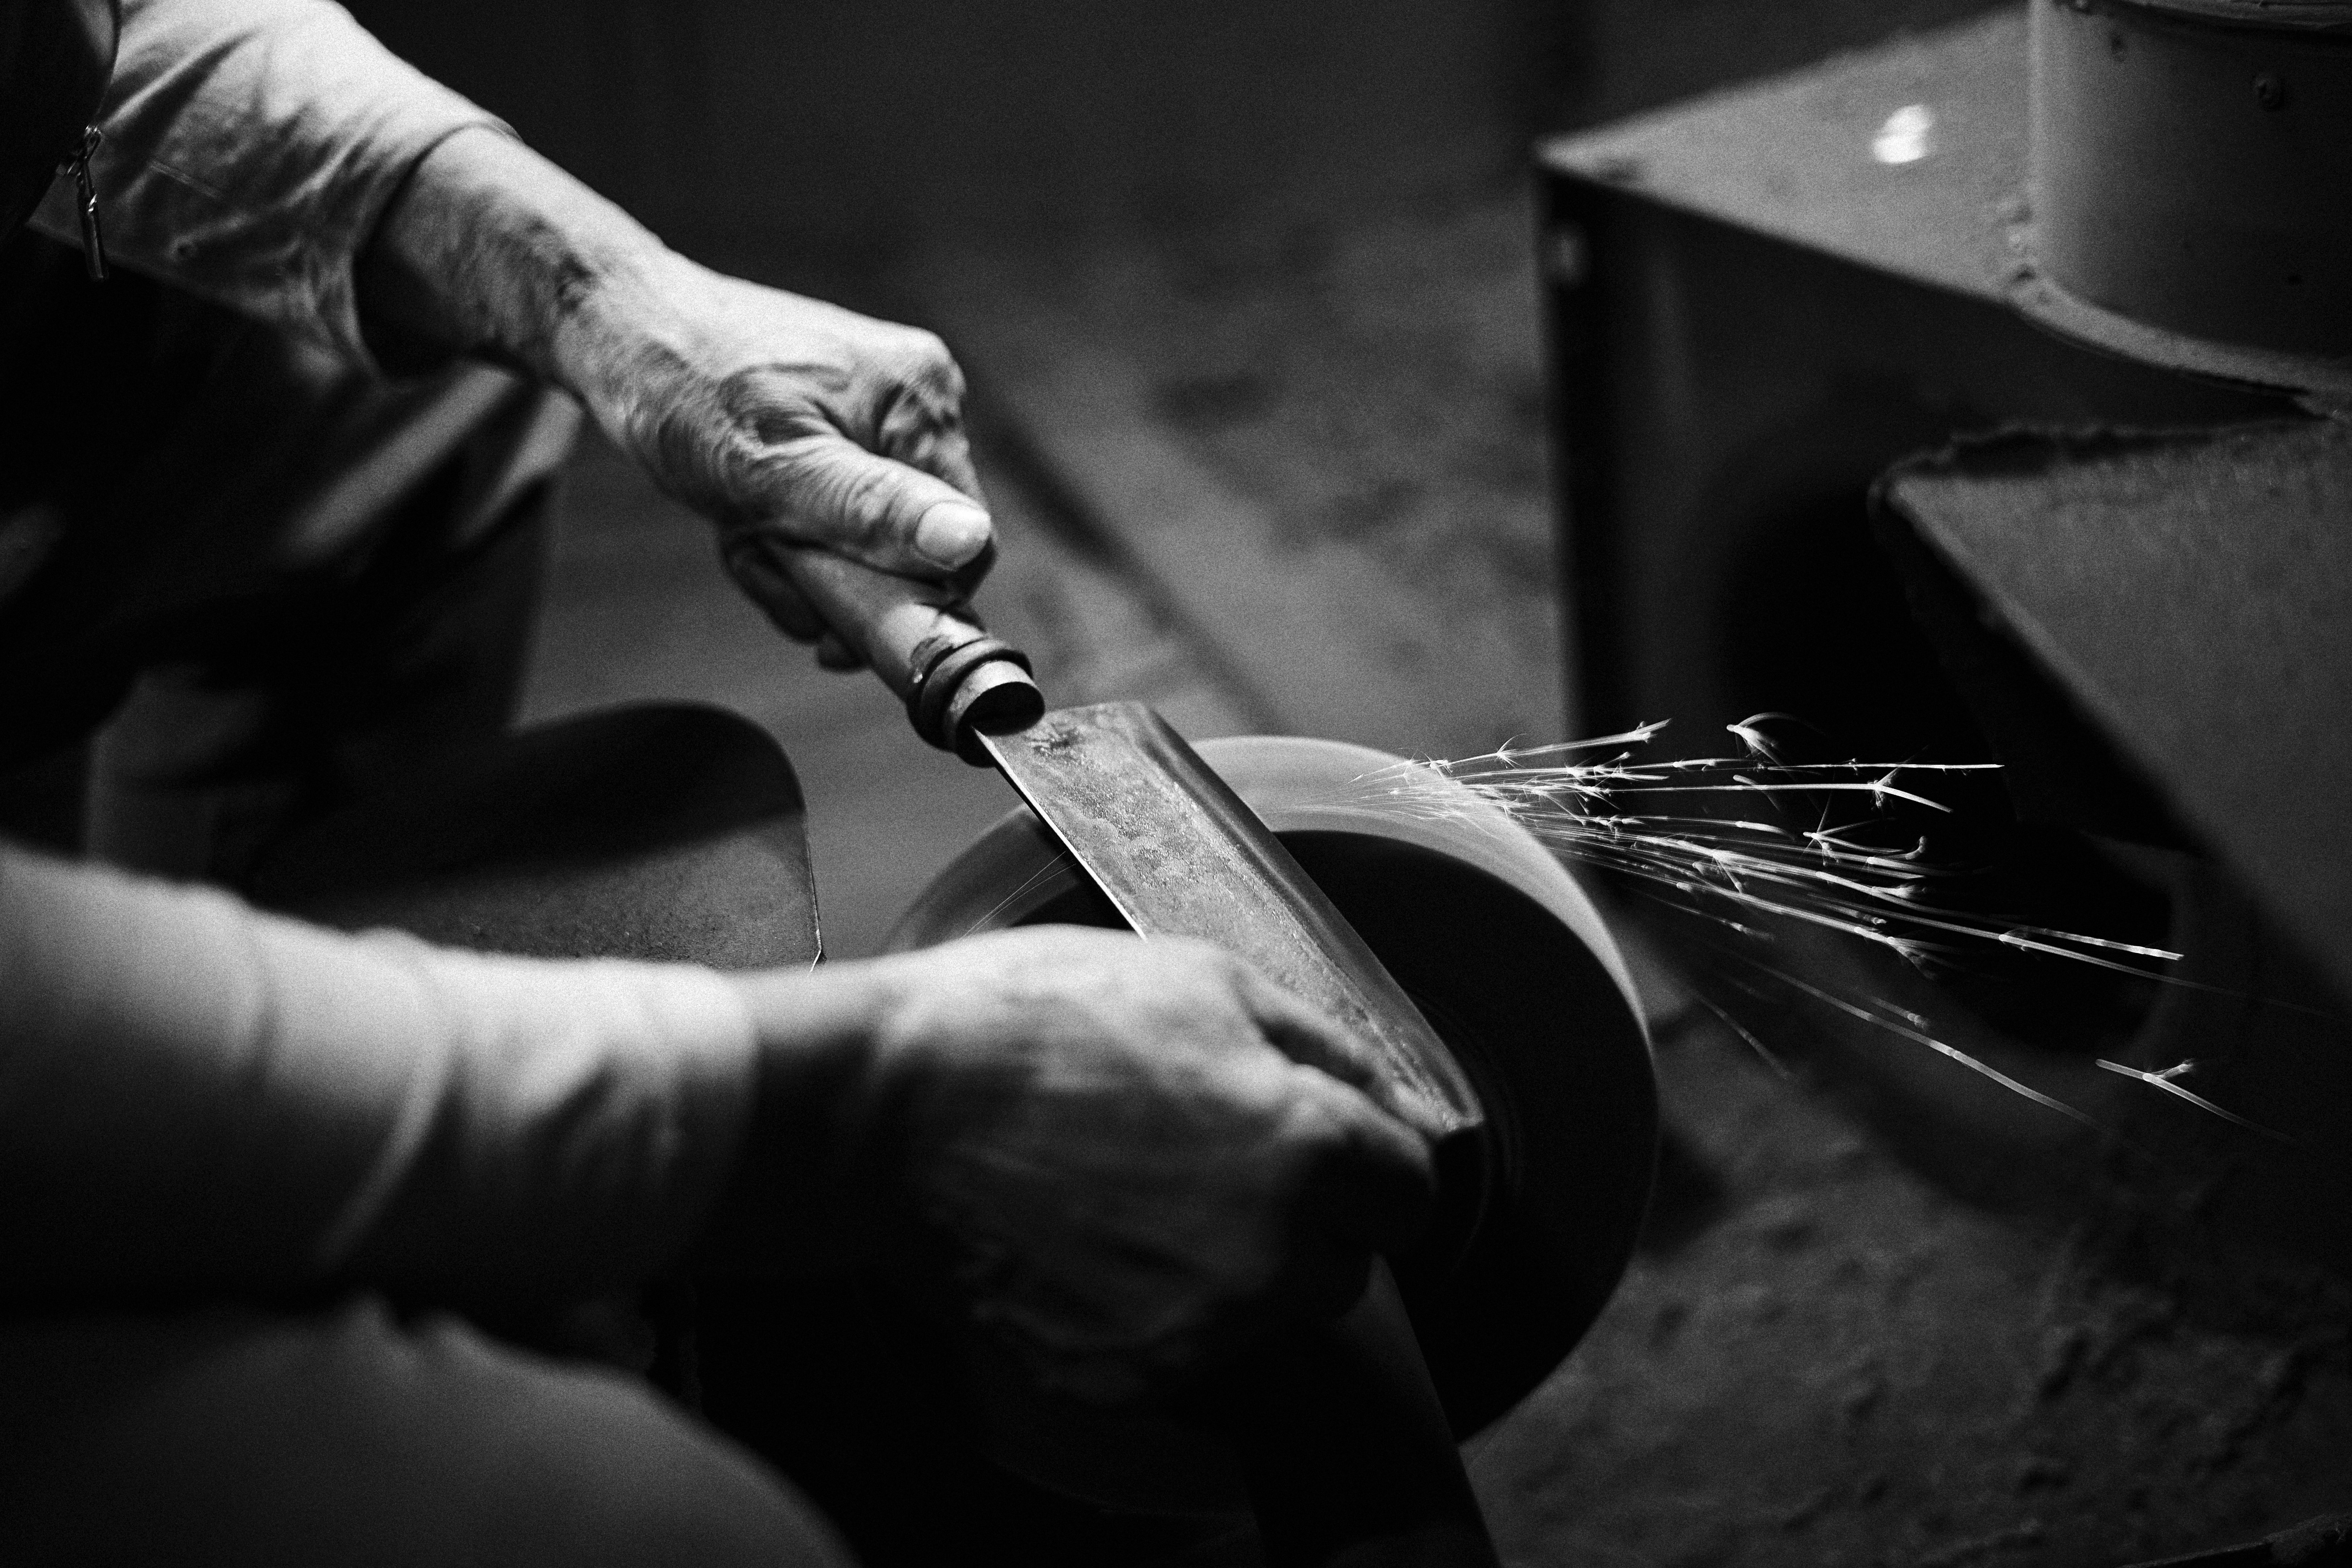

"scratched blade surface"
[979,701,1481,1135]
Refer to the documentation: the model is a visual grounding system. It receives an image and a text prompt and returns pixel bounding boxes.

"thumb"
[768,434,994,578]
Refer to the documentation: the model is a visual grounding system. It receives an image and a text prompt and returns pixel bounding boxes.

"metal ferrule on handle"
[780,546,1044,762]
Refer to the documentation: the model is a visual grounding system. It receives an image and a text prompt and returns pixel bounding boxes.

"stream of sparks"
[1339,717,2277,1136]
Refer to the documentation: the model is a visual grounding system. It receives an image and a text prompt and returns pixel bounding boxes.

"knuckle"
[935,354,969,403]
[897,332,967,402]
[769,447,918,543]
[713,366,833,443]
[901,327,953,370]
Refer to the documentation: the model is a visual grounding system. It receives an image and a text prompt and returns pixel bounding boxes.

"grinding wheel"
[887,734,1659,1514]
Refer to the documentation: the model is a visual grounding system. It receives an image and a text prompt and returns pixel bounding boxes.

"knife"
[780,544,1501,1568]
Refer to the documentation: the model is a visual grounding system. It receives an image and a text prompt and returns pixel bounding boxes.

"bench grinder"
[771,549,1662,1565]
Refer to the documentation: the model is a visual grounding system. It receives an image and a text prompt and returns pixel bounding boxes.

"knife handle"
[779,544,1044,763]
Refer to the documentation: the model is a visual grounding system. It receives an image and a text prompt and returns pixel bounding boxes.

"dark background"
[342,0,2003,271]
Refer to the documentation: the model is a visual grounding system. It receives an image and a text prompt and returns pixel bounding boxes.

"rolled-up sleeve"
[28,0,503,369]
[0,843,760,1312]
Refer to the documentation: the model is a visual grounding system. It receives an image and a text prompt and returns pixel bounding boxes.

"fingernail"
[914,500,991,568]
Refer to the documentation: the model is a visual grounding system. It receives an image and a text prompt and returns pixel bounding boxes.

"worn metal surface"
[1535,13,2289,748]
[980,702,1486,1141]
[1537,9,2029,303]
[1881,419,2352,998]
[2019,0,2352,395]
[1537,4,2352,398]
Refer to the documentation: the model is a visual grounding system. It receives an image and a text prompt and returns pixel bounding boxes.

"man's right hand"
[357,128,993,674]
[719,928,1436,1405]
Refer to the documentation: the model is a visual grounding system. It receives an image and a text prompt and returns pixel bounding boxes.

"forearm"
[352,125,995,589]
[0,844,784,1311]
[355,126,697,412]
[696,965,905,1277]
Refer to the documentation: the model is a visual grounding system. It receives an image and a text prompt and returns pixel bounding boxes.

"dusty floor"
[1471,939,2352,1568]
[526,176,2352,1566]
[909,189,1568,763]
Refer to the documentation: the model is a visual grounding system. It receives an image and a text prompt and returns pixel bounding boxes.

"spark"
[961,856,1073,938]
[1330,720,2298,1139]
[1349,729,2169,978]
[1722,947,2110,1135]
[1695,993,1792,1078]
[1726,713,1789,762]
[2095,1059,2297,1144]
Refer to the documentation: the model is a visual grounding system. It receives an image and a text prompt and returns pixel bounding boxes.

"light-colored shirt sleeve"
[27,0,504,370]
[0,842,759,1310]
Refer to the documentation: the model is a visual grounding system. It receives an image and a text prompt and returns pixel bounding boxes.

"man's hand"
[569,260,992,665]
[358,128,992,665]
[721,929,1437,1405]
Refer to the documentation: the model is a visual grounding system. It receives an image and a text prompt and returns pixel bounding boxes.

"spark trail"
[1339,717,2280,1136]
[1350,719,2178,979]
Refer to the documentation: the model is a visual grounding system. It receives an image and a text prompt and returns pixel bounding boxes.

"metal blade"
[980,702,1484,1140]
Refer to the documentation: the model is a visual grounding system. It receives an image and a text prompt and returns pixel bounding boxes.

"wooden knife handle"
[778,544,1044,762]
